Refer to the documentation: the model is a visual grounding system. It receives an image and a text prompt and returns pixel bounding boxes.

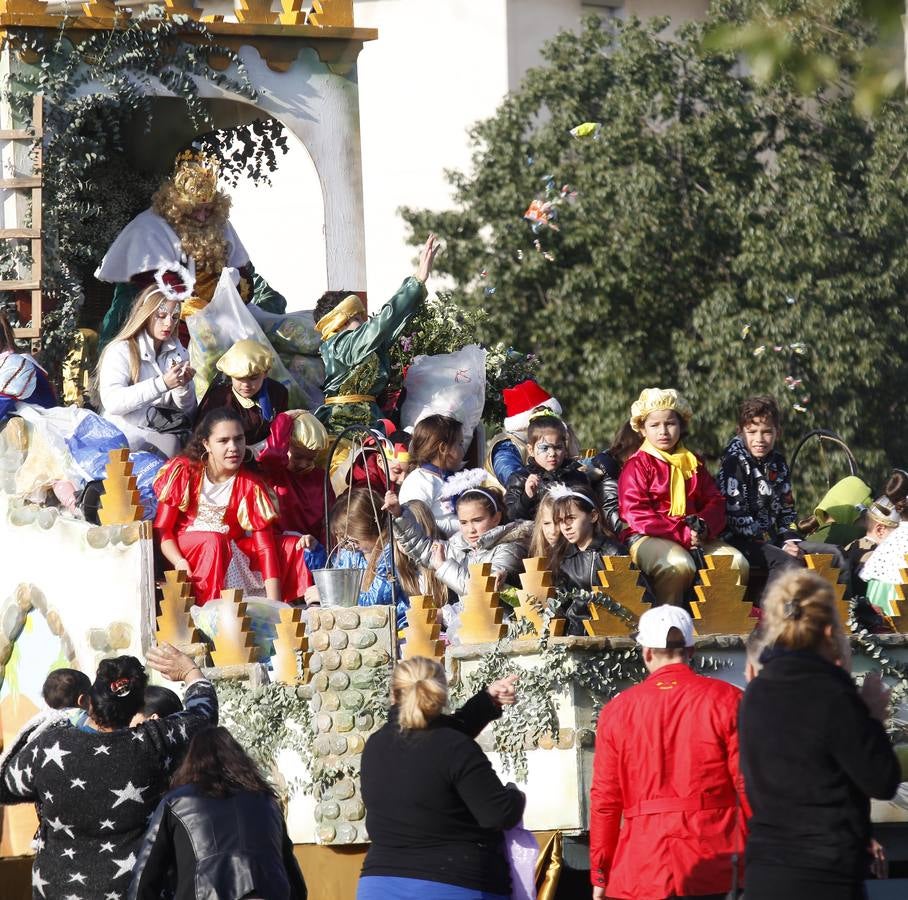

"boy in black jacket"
[717,395,850,592]
[504,414,592,521]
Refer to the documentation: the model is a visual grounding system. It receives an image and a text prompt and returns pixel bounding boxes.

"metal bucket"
[312,568,363,608]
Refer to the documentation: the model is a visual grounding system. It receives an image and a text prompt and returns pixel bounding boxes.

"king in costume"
[95,149,285,348]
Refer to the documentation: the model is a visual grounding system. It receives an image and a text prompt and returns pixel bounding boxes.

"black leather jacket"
[504,459,593,521]
[128,785,307,900]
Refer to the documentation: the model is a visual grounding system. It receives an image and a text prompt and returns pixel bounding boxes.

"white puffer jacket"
[98,330,196,457]
[394,504,530,599]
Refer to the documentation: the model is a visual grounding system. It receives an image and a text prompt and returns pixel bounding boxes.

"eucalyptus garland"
[0,9,286,373]
[217,680,314,802]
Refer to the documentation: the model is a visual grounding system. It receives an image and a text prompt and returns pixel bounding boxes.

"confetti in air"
[570,121,602,139]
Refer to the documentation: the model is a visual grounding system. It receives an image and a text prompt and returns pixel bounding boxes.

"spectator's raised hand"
[487,673,519,706]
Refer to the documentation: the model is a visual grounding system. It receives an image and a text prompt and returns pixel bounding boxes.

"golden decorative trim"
[235,0,278,26]
[689,554,753,636]
[307,0,352,28]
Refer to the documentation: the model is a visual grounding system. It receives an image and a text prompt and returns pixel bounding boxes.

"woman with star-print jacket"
[0,646,216,900]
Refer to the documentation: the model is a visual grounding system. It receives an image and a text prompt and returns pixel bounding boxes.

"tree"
[401,8,908,503]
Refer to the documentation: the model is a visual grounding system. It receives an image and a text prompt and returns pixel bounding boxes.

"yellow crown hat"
[315,294,367,339]
[287,410,329,451]
[630,388,693,434]
[172,148,220,205]
[216,339,273,379]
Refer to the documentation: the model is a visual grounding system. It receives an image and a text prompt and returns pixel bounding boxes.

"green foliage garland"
[217,680,314,802]
[1,10,286,374]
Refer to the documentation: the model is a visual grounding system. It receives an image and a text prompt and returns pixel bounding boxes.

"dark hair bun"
[90,655,148,728]
[885,470,908,513]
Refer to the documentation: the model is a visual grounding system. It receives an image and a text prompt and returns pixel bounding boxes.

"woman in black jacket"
[358,658,525,900]
[739,570,901,900]
[129,726,306,900]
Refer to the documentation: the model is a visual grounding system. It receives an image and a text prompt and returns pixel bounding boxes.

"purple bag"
[505,822,538,900]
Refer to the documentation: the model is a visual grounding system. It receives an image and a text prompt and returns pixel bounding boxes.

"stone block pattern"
[305,604,394,845]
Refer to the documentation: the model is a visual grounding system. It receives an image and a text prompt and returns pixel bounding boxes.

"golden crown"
[172,149,220,205]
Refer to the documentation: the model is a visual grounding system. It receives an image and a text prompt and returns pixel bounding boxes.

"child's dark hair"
[143,685,183,719]
[409,414,463,466]
[314,289,356,324]
[885,469,908,518]
[527,415,568,447]
[89,656,148,729]
[456,485,504,518]
[738,395,781,430]
[184,408,245,463]
[609,420,643,465]
[42,668,91,710]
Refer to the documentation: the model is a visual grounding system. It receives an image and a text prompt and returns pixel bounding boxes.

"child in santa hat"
[485,379,579,486]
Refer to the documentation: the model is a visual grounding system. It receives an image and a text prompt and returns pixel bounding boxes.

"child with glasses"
[503,414,594,523]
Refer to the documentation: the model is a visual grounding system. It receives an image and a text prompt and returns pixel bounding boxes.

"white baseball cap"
[637,605,695,649]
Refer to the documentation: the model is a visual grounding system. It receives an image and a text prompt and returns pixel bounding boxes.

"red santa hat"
[503,379,562,433]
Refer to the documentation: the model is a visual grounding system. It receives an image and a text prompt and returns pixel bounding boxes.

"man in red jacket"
[590,606,747,899]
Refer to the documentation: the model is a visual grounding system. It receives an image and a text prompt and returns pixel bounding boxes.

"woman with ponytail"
[0,644,217,899]
[358,658,525,900]
[739,570,900,899]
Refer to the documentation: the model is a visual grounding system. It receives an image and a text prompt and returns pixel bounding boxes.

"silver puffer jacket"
[394,506,531,599]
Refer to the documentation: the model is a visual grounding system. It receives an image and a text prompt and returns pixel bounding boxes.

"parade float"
[1,1,908,898]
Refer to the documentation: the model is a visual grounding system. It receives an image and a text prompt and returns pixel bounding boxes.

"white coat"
[98,330,196,457]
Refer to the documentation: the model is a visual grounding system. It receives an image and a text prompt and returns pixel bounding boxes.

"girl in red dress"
[153,408,312,604]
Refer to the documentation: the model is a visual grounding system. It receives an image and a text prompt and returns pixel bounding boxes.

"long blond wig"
[152,180,231,273]
[90,285,177,407]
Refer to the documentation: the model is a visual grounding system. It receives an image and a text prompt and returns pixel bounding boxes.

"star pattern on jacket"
[47,816,75,838]
[112,852,137,879]
[42,742,70,770]
[0,680,218,900]
[110,781,147,807]
[31,867,49,897]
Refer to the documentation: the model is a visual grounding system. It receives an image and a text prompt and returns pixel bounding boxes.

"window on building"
[581,0,623,19]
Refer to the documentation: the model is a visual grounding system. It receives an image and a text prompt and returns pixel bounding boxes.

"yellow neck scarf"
[640,439,699,517]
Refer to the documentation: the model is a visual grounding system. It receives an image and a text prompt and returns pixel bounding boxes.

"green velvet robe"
[315,276,426,432]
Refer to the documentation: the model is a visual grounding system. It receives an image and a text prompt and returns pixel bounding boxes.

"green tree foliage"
[401,9,908,501]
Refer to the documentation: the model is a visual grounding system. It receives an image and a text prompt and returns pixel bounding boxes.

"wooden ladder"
[0,94,43,351]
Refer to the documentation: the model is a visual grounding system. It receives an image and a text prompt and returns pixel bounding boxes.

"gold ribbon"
[640,438,699,517]
[324,394,375,405]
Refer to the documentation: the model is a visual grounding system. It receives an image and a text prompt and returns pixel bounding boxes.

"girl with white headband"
[549,483,633,634]
[384,469,531,641]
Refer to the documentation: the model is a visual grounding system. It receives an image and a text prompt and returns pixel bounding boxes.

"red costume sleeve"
[250,528,281,581]
[589,701,623,888]
[256,412,293,470]
[234,473,280,532]
[153,501,181,545]
[689,463,727,541]
[153,456,195,511]
[618,453,690,546]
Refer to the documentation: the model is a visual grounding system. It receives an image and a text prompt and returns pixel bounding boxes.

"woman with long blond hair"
[739,569,900,900]
[94,281,196,457]
[358,657,524,900]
